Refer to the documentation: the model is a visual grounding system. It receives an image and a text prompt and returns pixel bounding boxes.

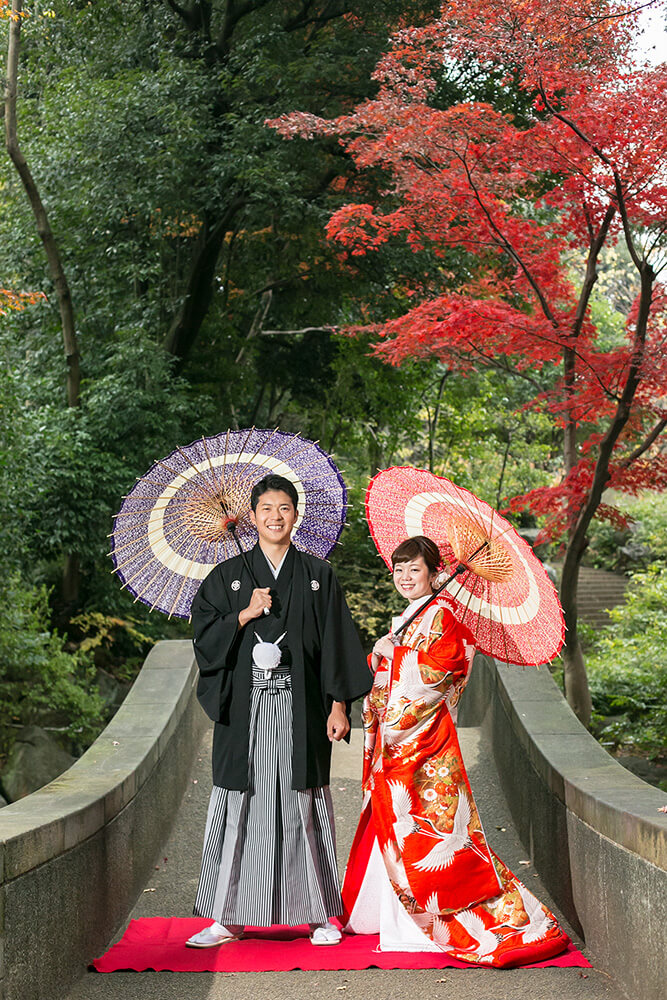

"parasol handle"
[391,540,490,639]
[228,522,271,616]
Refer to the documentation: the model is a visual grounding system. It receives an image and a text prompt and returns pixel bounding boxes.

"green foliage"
[0,574,104,758]
[586,493,667,571]
[416,368,556,509]
[330,485,403,648]
[0,323,202,607]
[0,0,662,778]
[69,611,155,684]
[586,566,667,758]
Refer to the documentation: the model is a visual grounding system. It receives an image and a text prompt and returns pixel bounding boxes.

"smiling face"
[249,489,298,548]
[392,556,437,601]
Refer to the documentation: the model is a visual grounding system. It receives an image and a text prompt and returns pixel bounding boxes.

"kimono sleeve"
[191,567,240,723]
[317,567,373,705]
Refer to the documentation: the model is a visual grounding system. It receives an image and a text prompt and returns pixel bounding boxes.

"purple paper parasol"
[109,428,348,619]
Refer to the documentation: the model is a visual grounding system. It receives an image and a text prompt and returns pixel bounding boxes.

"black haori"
[191,543,371,791]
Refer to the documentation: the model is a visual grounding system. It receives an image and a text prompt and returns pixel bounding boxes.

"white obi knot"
[252,632,287,678]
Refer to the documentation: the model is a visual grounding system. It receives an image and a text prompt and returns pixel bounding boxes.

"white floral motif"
[310,579,320,590]
[231,580,241,591]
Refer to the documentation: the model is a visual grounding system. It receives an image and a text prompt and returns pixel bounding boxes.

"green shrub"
[0,575,105,759]
[586,566,667,757]
[586,493,667,571]
[69,610,157,684]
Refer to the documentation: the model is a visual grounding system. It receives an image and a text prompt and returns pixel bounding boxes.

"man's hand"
[327,700,350,742]
[238,587,272,627]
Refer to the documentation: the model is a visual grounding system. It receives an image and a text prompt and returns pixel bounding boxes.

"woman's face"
[392,556,437,601]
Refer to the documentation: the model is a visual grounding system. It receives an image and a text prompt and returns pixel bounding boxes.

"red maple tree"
[271,0,667,722]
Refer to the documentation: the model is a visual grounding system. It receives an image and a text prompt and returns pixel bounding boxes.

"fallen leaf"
[143,888,156,893]
[519,860,531,866]
[495,826,506,831]
[658,804,667,813]
[112,741,120,746]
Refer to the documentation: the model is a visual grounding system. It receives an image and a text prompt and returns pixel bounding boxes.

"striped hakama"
[194,667,342,926]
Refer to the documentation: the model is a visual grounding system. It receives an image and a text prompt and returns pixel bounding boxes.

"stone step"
[551,564,628,628]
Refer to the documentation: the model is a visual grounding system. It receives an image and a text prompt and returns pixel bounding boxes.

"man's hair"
[250,474,299,512]
[391,535,441,574]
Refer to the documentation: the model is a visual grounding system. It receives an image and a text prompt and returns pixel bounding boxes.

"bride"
[342,535,569,966]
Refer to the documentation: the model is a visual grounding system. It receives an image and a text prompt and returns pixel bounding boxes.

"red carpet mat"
[93,918,591,972]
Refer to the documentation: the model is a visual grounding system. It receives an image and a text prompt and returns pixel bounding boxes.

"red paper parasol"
[366,467,564,666]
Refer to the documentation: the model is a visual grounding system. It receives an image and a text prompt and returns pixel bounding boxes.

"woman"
[342,535,570,966]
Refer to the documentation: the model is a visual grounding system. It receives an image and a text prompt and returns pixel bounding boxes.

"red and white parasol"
[366,467,564,666]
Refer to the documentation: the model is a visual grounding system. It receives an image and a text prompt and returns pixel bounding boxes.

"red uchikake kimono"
[341,595,570,966]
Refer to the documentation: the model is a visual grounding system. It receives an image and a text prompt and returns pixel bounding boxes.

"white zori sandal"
[309,921,342,946]
[185,921,244,948]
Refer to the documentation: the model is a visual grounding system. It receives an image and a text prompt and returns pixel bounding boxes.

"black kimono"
[191,543,372,790]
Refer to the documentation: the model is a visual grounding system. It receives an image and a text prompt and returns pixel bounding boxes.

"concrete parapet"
[0,639,207,1000]
[459,655,667,1000]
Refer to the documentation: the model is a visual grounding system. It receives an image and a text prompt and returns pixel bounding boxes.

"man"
[187,474,372,947]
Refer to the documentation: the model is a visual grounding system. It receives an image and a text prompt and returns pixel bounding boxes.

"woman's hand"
[372,635,396,663]
[238,587,272,627]
[327,700,350,742]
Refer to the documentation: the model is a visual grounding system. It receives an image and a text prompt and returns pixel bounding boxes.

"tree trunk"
[561,631,591,725]
[558,262,655,725]
[62,553,80,606]
[5,0,81,602]
[4,0,80,408]
[559,543,592,724]
[427,369,450,472]
[164,202,242,363]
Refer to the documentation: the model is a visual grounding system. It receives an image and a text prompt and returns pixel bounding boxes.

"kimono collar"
[261,547,289,579]
[392,594,433,635]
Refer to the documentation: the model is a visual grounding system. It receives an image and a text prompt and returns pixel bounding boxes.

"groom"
[187,474,371,947]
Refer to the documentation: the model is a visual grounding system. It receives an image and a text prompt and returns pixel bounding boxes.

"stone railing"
[0,639,207,1000]
[458,655,667,1000]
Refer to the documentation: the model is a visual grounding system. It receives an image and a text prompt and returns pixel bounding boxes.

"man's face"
[250,489,297,547]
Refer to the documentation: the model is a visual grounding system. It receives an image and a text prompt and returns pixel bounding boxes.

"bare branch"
[537,83,644,269]
[217,0,274,54]
[262,325,336,336]
[164,0,200,30]
[619,416,667,468]
[456,149,559,327]
[235,289,273,363]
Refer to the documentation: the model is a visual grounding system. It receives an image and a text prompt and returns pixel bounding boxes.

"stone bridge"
[1,640,665,1000]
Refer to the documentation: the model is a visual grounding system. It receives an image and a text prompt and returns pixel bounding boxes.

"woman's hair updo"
[390,535,441,574]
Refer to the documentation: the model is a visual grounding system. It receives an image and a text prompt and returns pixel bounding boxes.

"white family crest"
[231,579,241,591]
[310,579,320,591]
